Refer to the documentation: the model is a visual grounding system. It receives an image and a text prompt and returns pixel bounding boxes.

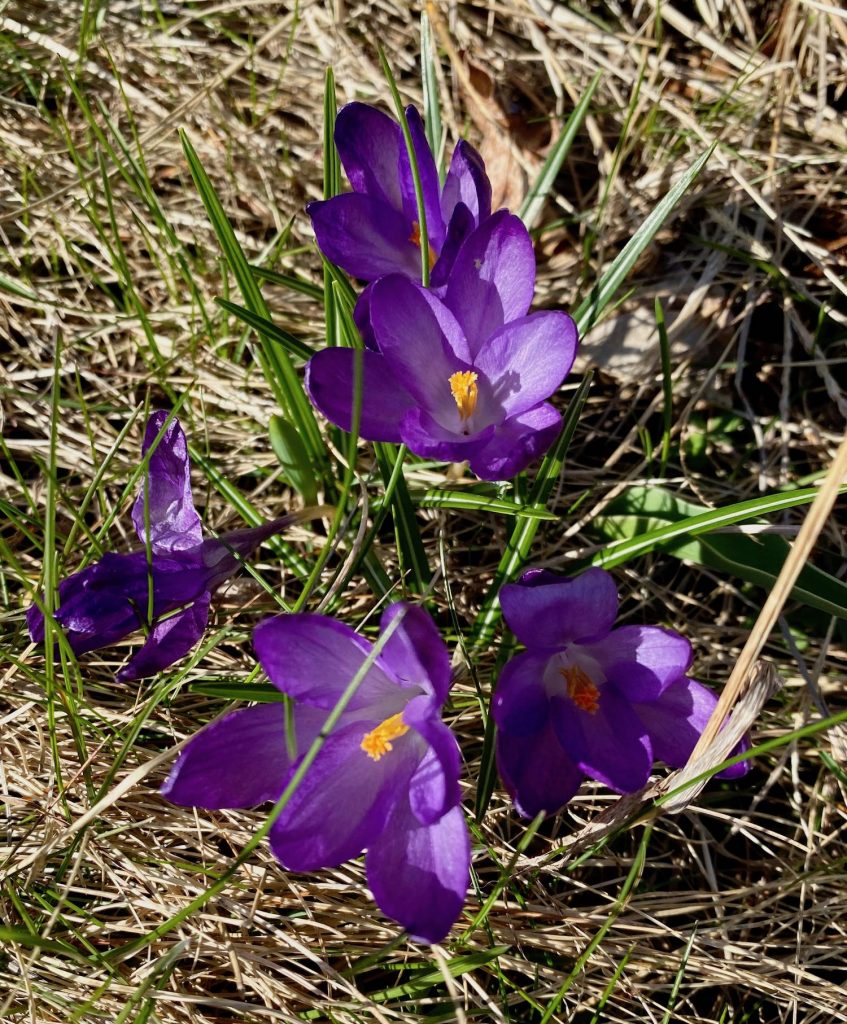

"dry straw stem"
[689,429,847,759]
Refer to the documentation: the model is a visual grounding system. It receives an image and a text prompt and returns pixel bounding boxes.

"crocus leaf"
[519,71,601,231]
[420,10,444,176]
[189,682,286,702]
[372,488,558,520]
[591,484,847,620]
[269,415,318,506]
[217,299,314,362]
[179,130,325,470]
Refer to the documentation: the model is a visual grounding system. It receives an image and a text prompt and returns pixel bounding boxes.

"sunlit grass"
[2,2,847,1022]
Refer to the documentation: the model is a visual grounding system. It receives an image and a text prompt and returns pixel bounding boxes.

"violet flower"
[27,411,309,681]
[306,211,578,480]
[493,568,749,818]
[308,102,491,291]
[162,603,470,944]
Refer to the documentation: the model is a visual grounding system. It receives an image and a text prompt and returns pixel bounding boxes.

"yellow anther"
[449,370,479,422]
[361,713,410,762]
[561,665,600,714]
[409,221,437,270]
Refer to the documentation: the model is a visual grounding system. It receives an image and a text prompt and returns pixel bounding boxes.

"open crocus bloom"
[493,568,749,818]
[308,102,491,291]
[27,411,309,681]
[306,212,578,480]
[162,603,470,944]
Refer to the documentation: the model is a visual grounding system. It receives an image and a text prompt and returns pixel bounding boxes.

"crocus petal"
[28,557,141,655]
[468,402,561,481]
[371,277,473,413]
[116,592,210,681]
[399,106,445,251]
[491,650,551,734]
[496,719,584,819]
[473,312,577,418]
[635,677,750,779]
[197,515,303,592]
[132,411,203,554]
[441,139,491,227]
[305,348,413,443]
[366,797,469,944]
[398,407,495,463]
[404,695,461,824]
[552,688,652,794]
[353,282,378,349]
[30,550,211,659]
[499,567,619,650]
[270,720,422,871]
[308,193,420,280]
[581,625,692,702]
[493,650,584,817]
[253,613,401,710]
[378,603,452,704]
[334,102,404,210]
[429,202,475,291]
[444,211,536,356]
[161,702,324,808]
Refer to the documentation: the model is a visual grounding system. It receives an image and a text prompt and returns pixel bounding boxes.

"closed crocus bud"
[269,415,317,506]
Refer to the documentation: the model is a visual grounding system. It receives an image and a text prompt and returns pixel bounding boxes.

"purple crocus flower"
[308,102,491,291]
[493,568,750,818]
[306,211,578,481]
[162,603,470,944]
[27,411,309,681]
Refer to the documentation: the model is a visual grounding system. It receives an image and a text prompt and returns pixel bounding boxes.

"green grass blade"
[420,10,444,174]
[539,826,652,1023]
[471,375,592,648]
[519,71,601,230]
[250,264,324,301]
[372,488,558,520]
[590,484,845,568]
[379,48,432,286]
[655,296,673,476]
[322,67,343,349]
[574,144,715,335]
[591,484,847,619]
[179,130,325,468]
[216,297,314,361]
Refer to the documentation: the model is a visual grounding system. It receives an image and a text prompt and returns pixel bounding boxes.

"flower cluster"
[27,100,752,947]
[306,103,578,481]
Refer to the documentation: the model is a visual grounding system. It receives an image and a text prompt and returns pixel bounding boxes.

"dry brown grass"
[2,2,847,1022]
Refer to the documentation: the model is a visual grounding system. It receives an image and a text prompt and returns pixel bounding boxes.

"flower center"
[561,665,600,714]
[409,221,437,270]
[449,370,479,423]
[361,712,410,761]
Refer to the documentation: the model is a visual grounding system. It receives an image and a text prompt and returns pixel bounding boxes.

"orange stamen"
[409,220,437,270]
[449,370,479,422]
[561,665,600,714]
[361,713,410,761]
